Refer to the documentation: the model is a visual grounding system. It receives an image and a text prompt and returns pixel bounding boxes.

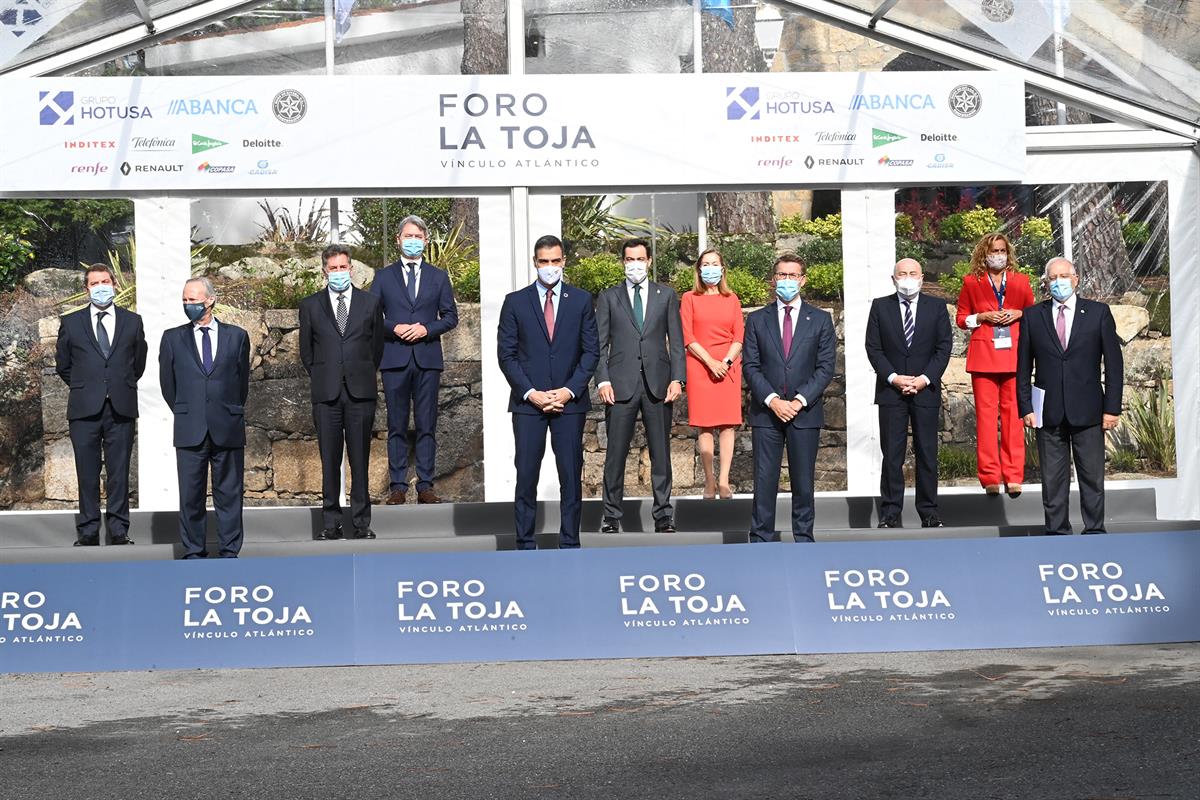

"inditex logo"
[39,91,75,125]
[726,87,760,120]
[191,134,227,154]
[63,140,115,149]
[872,128,906,147]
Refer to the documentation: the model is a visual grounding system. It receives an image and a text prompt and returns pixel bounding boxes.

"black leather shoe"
[654,517,676,533]
[877,517,902,528]
[921,515,944,528]
[316,527,343,541]
[109,535,133,546]
[600,518,620,533]
[353,528,376,540]
[73,536,99,547]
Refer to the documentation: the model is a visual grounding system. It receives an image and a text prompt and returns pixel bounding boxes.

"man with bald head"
[865,258,953,528]
[1017,257,1123,535]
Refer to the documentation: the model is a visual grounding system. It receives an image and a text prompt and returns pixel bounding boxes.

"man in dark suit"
[595,238,686,534]
[55,263,147,546]
[158,278,250,559]
[1018,257,1123,535]
[497,234,599,550]
[742,254,836,543]
[370,215,459,505]
[864,258,953,528]
[300,244,385,541]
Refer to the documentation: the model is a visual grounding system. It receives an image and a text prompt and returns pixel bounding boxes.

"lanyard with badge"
[989,272,1012,350]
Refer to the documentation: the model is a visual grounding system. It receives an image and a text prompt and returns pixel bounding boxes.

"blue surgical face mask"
[401,238,425,258]
[89,284,114,308]
[1049,277,1074,302]
[700,266,723,286]
[327,270,351,292]
[183,302,209,322]
[775,279,800,303]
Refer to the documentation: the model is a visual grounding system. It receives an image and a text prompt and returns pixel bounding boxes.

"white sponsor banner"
[0,72,1024,193]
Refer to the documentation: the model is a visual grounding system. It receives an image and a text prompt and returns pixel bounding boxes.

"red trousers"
[971,373,1025,487]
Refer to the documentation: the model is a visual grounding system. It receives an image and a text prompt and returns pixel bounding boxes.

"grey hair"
[396,214,428,238]
[1042,256,1076,280]
[185,276,216,300]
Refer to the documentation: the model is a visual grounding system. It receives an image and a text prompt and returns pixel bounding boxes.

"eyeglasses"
[774,272,803,281]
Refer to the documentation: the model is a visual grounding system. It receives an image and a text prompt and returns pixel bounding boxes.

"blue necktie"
[200,326,213,374]
[407,263,418,304]
[902,300,914,348]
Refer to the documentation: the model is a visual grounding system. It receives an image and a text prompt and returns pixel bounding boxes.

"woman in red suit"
[956,232,1035,496]
[680,249,743,499]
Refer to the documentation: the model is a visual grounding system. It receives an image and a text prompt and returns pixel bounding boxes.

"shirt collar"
[328,285,351,299]
[627,278,647,292]
[1054,293,1077,313]
[897,292,919,304]
[777,298,802,311]
[90,303,111,318]
[193,317,217,332]
[535,280,559,299]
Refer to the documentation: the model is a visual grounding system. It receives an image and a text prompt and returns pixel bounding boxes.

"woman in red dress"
[680,249,744,499]
[956,232,1035,496]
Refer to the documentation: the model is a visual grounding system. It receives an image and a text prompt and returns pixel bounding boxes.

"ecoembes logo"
[192,134,227,154]
[872,128,906,147]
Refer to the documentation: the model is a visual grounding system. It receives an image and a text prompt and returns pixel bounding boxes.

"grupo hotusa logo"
[872,127,906,147]
[948,84,982,118]
[197,161,235,174]
[40,90,151,125]
[183,584,314,640]
[192,133,227,154]
[1037,560,1168,618]
[166,97,258,117]
[130,135,176,152]
[1,589,84,645]
[396,578,527,634]
[119,161,184,176]
[877,155,915,167]
[618,571,748,629]
[272,89,307,124]
[249,159,278,176]
[727,86,834,121]
[825,567,954,624]
[849,93,934,112]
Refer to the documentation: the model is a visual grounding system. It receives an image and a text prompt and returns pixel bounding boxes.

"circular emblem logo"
[980,0,1015,24]
[948,84,982,118]
[272,90,307,124]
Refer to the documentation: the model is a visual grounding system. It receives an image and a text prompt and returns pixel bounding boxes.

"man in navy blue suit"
[159,278,251,559]
[497,234,599,549]
[55,263,147,546]
[742,254,836,543]
[370,215,459,505]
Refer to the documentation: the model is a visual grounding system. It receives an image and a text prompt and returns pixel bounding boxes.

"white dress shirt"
[192,316,218,363]
[764,298,808,409]
[1053,292,1077,347]
[90,303,116,345]
[887,292,930,389]
[328,284,353,317]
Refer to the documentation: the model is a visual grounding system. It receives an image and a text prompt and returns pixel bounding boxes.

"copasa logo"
[849,93,935,111]
[726,87,760,120]
[877,155,914,167]
[167,97,258,116]
[39,90,152,125]
[872,128,906,147]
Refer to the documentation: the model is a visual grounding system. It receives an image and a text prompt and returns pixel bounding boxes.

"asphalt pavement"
[2,644,1198,799]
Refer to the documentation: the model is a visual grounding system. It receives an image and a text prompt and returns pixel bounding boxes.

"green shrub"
[724,267,770,307]
[671,265,698,296]
[939,206,1002,243]
[805,262,843,300]
[799,212,842,239]
[565,252,624,296]
[716,236,777,280]
[1020,216,1053,241]
[895,213,915,239]
[895,238,927,263]
[938,445,978,480]
[797,237,842,266]
[778,212,807,234]
[451,260,480,302]
[0,231,35,292]
[1107,444,1139,473]
[254,271,324,310]
[654,231,699,268]
[1015,215,1056,271]
[1117,377,1175,473]
[1121,220,1151,249]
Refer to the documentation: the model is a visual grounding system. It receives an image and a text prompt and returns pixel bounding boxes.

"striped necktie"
[902,299,914,348]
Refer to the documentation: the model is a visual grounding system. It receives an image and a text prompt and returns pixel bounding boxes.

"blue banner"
[1,533,1197,673]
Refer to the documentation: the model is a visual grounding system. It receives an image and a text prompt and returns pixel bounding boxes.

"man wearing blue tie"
[497,235,599,549]
[371,215,459,505]
[158,278,251,559]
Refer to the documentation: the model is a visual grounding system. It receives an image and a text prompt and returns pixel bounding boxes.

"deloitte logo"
[192,134,227,154]
[872,128,906,148]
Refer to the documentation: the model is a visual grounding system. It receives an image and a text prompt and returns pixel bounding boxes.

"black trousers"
[1037,422,1106,534]
[314,383,376,531]
[176,435,244,559]
[68,399,134,542]
[877,401,940,520]
[750,424,819,542]
[513,412,586,550]
[601,374,673,523]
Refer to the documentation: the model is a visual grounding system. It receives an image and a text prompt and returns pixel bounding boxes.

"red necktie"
[1056,304,1067,348]
[544,288,555,341]
[782,305,793,358]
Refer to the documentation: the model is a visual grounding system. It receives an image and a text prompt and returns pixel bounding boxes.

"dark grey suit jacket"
[594,280,686,402]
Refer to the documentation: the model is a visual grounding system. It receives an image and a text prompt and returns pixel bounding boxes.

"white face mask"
[895,277,921,298]
[985,254,1008,271]
[537,266,562,287]
[624,262,648,284]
